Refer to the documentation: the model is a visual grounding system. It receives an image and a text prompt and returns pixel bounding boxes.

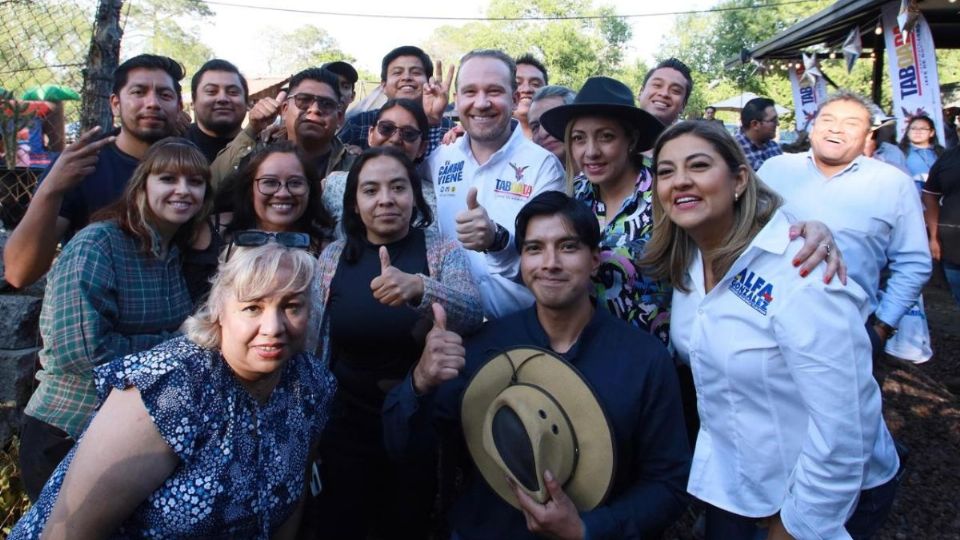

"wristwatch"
[484,223,510,253]
[875,319,897,338]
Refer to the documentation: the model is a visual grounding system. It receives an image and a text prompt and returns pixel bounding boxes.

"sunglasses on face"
[255,176,309,196]
[225,230,311,261]
[375,120,422,143]
[287,93,340,115]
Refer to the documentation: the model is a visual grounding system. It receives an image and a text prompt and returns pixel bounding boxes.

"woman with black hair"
[899,115,945,191]
[303,146,481,539]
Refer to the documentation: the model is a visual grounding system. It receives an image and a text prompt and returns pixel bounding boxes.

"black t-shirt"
[186,123,234,164]
[326,228,429,416]
[925,145,960,264]
[50,141,139,239]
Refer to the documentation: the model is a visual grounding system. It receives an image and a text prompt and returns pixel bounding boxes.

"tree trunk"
[79,0,124,132]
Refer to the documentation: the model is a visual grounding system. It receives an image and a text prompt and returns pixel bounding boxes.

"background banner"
[788,64,829,131]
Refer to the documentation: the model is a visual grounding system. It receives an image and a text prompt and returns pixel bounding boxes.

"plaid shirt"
[573,167,673,346]
[736,130,783,171]
[25,221,192,438]
[338,108,454,157]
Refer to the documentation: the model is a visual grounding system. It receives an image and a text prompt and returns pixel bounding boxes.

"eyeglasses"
[761,117,779,125]
[909,126,932,132]
[224,230,311,261]
[287,93,340,115]
[255,176,309,196]
[375,121,422,143]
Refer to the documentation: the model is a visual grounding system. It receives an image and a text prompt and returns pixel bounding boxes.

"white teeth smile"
[676,196,700,204]
[270,203,293,210]
[169,201,192,208]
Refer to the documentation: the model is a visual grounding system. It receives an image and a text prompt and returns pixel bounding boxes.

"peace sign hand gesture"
[423,60,454,126]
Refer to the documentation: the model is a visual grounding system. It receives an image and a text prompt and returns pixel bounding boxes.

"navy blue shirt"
[47,142,139,239]
[383,305,691,540]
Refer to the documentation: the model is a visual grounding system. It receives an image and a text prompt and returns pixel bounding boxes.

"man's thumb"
[466,187,480,210]
[379,246,391,272]
[431,302,447,331]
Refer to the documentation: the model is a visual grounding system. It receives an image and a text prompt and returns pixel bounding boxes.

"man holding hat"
[383,191,691,539]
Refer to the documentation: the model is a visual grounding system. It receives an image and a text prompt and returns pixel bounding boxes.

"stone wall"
[0,231,44,447]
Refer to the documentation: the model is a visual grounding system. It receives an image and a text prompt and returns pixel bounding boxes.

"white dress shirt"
[672,211,899,540]
[758,152,931,328]
[427,123,565,319]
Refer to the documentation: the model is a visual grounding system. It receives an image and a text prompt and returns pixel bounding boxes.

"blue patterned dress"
[11,336,336,540]
[573,168,673,346]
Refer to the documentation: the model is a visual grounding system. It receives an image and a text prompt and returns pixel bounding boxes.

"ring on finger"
[819,242,831,255]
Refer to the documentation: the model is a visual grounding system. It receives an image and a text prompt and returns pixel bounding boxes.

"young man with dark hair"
[187,58,248,162]
[736,96,782,170]
[211,67,354,190]
[321,60,359,109]
[384,190,691,539]
[337,45,454,156]
[515,54,548,139]
[4,54,184,288]
[637,57,693,127]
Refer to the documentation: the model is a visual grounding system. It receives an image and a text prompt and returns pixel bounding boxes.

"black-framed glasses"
[255,176,309,196]
[375,121,422,143]
[225,230,311,261]
[287,93,340,114]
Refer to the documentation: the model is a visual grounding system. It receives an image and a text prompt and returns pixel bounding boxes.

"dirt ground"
[664,268,960,540]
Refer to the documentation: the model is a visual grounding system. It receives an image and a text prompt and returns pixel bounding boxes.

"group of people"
[2,40,945,540]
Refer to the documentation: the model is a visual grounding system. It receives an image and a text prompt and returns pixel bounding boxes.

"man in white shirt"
[428,49,565,318]
[758,91,931,347]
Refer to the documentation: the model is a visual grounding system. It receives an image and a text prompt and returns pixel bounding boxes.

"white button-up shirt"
[672,211,899,540]
[427,123,565,319]
[758,152,931,327]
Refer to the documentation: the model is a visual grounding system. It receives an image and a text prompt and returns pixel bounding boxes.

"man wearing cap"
[735,97,782,171]
[186,58,249,163]
[322,60,359,111]
[210,66,354,189]
[337,45,454,156]
[428,49,565,319]
[384,191,690,540]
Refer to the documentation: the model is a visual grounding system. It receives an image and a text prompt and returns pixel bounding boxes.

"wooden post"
[79,0,123,132]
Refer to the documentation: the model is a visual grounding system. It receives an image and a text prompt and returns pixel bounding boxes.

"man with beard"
[210,67,354,192]
[186,59,248,163]
[428,49,565,319]
[3,54,184,288]
[514,54,548,139]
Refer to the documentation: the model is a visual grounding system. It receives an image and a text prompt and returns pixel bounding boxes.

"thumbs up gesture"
[412,303,466,394]
[370,245,425,307]
[455,187,498,251]
[248,89,287,135]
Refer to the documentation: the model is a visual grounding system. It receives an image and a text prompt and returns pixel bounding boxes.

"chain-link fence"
[0,0,96,229]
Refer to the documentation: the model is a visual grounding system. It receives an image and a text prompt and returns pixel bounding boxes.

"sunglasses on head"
[224,230,311,261]
[375,121,422,143]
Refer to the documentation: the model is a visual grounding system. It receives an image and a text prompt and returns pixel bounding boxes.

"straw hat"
[461,347,615,511]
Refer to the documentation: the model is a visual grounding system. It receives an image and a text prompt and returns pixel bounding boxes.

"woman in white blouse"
[641,121,901,540]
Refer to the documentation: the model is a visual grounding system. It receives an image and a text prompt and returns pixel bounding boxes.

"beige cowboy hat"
[461,347,615,511]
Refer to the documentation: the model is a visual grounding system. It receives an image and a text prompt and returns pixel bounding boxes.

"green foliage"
[0,438,31,536]
[420,0,631,90]
[265,25,356,76]
[123,0,215,75]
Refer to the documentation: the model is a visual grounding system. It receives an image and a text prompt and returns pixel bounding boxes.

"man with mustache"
[4,54,184,288]
[210,67,354,193]
[186,58,249,163]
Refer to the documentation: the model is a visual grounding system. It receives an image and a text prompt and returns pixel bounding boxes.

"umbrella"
[709,92,790,115]
[20,84,80,102]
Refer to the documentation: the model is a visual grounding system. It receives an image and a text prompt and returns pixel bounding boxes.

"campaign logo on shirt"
[729,268,775,315]
[494,162,534,199]
[437,160,465,195]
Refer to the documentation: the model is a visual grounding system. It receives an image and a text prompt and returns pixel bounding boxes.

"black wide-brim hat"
[540,76,665,152]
